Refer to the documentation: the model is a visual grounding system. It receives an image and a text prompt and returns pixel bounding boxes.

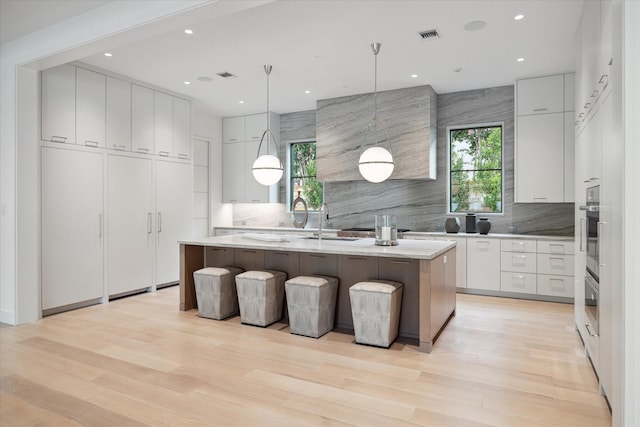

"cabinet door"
[564,73,575,112]
[131,84,154,154]
[222,117,244,143]
[516,113,564,202]
[537,254,574,276]
[41,64,75,144]
[517,75,564,115]
[244,139,270,203]
[222,141,244,202]
[156,160,191,285]
[564,112,575,202]
[42,147,104,310]
[76,68,105,148]
[436,236,466,287]
[106,77,132,151]
[107,155,154,296]
[299,252,338,277]
[537,275,574,297]
[500,252,536,274]
[466,239,500,291]
[154,91,173,156]
[378,257,420,339]
[584,110,602,183]
[244,113,267,141]
[173,97,191,159]
[501,272,537,294]
[234,248,265,271]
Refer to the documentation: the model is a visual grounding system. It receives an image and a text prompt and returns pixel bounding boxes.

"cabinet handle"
[533,108,548,112]
[98,214,103,238]
[157,212,162,233]
[178,154,188,159]
[212,248,227,252]
[348,257,367,261]
[599,74,609,85]
[137,148,149,153]
[274,252,290,256]
[533,197,547,202]
[159,151,169,157]
[229,138,238,142]
[85,140,99,147]
[229,199,238,203]
[310,254,326,259]
[50,135,67,143]
[113,144,126,151]
[579,217,586,252]
[584,102,591,109]
[598,221,605,267]
[147,212,152,233]
[250,200,262,202]
[585,324,599,337]
[591,90,599,98]
[390,260,410,265]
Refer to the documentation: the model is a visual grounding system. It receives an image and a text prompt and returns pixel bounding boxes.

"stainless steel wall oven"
[580,185,600,337]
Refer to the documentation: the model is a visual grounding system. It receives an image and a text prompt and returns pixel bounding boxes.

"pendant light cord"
[374,49,378,121]
[265,65,271,149]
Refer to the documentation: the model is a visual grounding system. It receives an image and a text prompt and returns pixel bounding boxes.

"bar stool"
[285,275,338,338]
[193,267,244,320]
[349,280,403,348]
[235,270,287,327]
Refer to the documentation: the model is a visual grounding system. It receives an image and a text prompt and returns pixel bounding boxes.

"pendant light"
[358,42,394,183]
[252,65,284,186]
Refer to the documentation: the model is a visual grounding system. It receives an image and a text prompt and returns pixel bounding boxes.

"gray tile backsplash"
[232,86,574,236]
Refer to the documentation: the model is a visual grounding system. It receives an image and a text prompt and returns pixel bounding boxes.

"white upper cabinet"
[131,84,154,154]
[516,74,564,115]
[76,68,106,148]
[222,141,245,203]
[173,97,191,159]
[564,73,575,112]
[244,113,267,141]
[222,117,244,143]
[42,64,76,144]
[106,76,132,152]
[154,91,173,157]
[516,113,565,202]
[244,139,270,203]
[564,112,575,202]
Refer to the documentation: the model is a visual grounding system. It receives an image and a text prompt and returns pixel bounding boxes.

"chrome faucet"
[318,203,329,241]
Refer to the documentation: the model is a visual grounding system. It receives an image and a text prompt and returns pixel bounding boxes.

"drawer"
[501,272,537,294]
[537,254,574,276]
[500,239,536,253]
[537,274,574,297]
[214,229,234,236]
[537,240,575,255]
[501,252,536,273]
[405,235,435,240]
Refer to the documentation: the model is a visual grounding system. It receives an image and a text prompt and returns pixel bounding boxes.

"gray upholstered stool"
[235,270,287,327]
[349,280,404,348]
[193,267,244,320]
[285,275,339,338]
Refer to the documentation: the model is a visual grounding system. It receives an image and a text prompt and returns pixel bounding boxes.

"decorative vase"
[478,217,491,235]
[465,213,477,233]
[444,217,460,233]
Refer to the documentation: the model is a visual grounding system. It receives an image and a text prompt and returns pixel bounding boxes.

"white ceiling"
[3,0,584,117]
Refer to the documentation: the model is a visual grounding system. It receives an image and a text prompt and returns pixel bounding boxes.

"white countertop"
[180,234,456,260]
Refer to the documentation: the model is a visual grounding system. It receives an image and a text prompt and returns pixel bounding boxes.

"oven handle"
[579,217,586,252]
[579,205,599,212]
[598,221,605,267]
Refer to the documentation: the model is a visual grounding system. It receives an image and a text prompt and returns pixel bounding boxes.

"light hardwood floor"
[0,287,611,426]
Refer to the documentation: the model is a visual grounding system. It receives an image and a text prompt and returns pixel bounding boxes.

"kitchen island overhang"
[179,235,457,353]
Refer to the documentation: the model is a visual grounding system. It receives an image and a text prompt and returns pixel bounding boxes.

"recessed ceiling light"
[104,52,112,57]
[238,100,245,104]
[184,29,193,35]
[184,81,191,85]
[517,57,525,62]
[197,76,213,82]
[514,14,524,20]
[411,74,418,78]
[304,90,311,94]
[463,20,486,31]
[453,67,462,73]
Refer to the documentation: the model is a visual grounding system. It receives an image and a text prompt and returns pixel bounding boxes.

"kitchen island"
[179,234,456,353]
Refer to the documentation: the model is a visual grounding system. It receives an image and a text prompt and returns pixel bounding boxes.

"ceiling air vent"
[419,29,440,40]
[216,71,236,78]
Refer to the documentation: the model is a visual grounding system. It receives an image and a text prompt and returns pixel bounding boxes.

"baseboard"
[0,309,16,325]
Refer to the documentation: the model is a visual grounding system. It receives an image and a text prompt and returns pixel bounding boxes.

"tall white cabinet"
[156,160,192,286]
[42,147,104,311]
[107,155,154,296]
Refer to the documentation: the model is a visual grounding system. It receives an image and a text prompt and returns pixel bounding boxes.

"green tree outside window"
[450,125,502,213]
[290,142,323,210]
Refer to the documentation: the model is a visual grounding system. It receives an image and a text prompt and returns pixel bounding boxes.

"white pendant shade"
[252,154,283,185]
[358,146,394,183]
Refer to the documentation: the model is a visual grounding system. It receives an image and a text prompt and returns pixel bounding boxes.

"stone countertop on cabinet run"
[403,232,573,241]
[214,226,339,233]
[180,234,455,260]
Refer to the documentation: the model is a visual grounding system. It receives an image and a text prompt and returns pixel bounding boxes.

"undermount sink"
[300,236,360,241]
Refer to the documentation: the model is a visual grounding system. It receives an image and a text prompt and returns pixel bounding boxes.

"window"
[448,124,503,214]
[289,141,323,210]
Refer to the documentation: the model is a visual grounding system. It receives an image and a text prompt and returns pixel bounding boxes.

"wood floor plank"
[0,287,611,426]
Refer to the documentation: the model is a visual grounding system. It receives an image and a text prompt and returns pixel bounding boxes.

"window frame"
[446,122,505,216]
[286,138,321,212]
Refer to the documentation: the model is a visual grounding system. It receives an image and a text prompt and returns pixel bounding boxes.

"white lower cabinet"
[466,239,501,291]
[537,275,574,297]
[42,147,104,310]
[501,272,537,294]
[537,240,575,297]
[107,155,154,296]
[156,160,191,286]
[500,238,536,294]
